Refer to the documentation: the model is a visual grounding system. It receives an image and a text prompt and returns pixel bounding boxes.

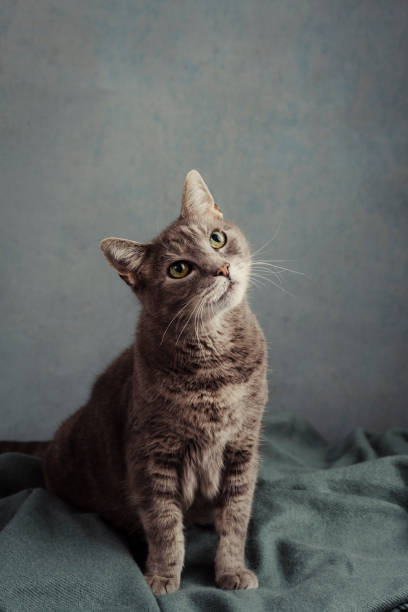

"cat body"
[27,171,268,594]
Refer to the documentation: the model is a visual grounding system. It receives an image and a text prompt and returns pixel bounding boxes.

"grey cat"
[6,171,268,594]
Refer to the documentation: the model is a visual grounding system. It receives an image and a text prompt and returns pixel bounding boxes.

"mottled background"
[1,0,407,441]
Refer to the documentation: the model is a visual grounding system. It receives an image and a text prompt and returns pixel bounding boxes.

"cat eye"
[168,261,191,279]
[210,230,227,249]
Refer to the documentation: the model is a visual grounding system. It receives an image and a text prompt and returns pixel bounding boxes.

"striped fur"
[42,171,268,594]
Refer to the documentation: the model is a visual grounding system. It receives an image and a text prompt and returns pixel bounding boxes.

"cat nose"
[215,262,230,278]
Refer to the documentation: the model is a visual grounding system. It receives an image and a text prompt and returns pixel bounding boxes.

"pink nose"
[216,262,230,278]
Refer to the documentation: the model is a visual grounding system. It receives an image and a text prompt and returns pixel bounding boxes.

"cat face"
[101,171,251,325]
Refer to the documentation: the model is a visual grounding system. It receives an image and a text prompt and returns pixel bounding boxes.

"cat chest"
[182,381,247,429]
[176,384,249,507]
[180,442,225,509]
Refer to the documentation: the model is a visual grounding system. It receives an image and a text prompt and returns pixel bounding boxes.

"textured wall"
[1,0,407,441]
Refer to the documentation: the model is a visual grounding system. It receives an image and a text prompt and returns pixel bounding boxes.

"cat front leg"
[140,501,184,595]
[137,455,184,595]
[214,444,259,590]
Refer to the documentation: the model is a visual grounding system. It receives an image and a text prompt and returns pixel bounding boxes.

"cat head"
[100,170,251,325]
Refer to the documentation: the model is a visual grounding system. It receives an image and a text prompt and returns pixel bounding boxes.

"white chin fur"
[201,263,249,318]
[209,279,247,315]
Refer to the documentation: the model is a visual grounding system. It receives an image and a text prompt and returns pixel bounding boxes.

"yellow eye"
[210,230,227,249]
[168,261,191,279]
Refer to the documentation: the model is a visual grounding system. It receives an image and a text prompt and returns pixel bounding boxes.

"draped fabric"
[1,411,407,611]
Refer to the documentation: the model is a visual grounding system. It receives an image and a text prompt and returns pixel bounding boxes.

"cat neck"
[136,299,252,370]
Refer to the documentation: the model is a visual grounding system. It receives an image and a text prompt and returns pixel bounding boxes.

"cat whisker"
[177,301,201,347]
[201,299,222,362]
[250,272,296,297]
[176,290,212,346]
[248,277,265,289]
[251,265,283,286]
[171,298,204,369]
[255,259,297,263]
[249,274,270,288]
[248,276,269,293]
[160,296,197,345]
[252,260,305,276]
[208,302,223,362]
[194,298,206,359]
[250,214,283,258]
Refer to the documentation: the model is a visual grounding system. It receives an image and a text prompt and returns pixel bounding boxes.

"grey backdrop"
[1,0,407,441]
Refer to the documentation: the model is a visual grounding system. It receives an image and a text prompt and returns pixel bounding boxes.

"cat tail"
[0,441,51,458]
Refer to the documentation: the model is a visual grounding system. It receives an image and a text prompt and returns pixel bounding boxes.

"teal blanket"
[1,411,407,611]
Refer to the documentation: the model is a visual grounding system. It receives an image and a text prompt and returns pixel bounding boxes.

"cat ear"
[180,170,223,220]
[100,237,147,287]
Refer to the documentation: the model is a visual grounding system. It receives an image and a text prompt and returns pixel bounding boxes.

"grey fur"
[43,170,268,594]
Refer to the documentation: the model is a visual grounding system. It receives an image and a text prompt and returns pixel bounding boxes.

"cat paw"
[144,574,180,595]
[216,568,259,590]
